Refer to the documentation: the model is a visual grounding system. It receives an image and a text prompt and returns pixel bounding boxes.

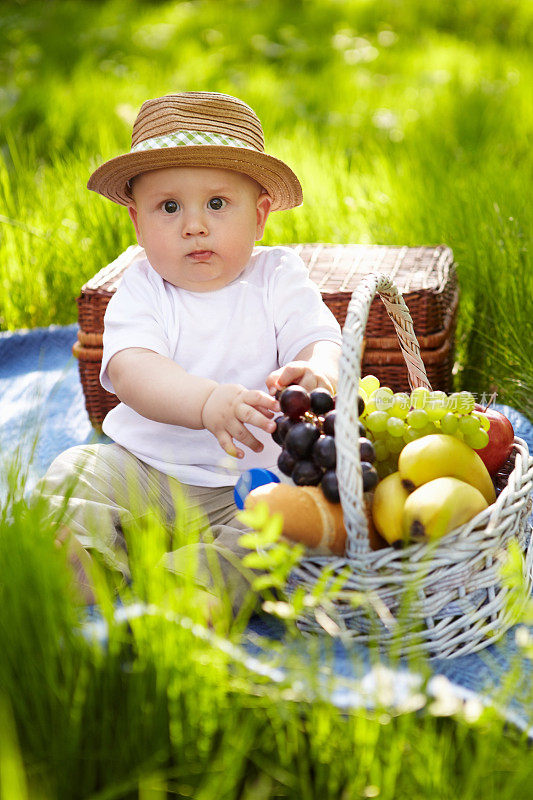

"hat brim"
[87,146,303,212]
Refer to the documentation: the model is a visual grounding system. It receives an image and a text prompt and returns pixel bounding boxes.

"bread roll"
[244,483,347,555]
[244,483,386,554]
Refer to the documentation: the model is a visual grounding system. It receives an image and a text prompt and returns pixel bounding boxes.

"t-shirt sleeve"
[270,249,343,365]
[100,262,172,393]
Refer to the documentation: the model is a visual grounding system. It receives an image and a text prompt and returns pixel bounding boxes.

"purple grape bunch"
[272,386,379,503]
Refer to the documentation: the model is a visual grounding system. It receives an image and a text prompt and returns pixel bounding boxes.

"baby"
[39,92,342,614]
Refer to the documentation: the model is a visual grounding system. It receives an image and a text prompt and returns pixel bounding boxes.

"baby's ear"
[127,204,142,245]
[255,192,272,240]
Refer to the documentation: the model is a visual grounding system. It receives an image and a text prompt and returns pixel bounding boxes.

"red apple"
[473,404,515,475]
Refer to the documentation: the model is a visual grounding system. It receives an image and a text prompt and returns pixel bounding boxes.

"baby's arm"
[266,340,341,395]
[108,348,278,458]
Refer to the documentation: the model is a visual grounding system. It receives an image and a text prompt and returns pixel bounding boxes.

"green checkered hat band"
[131,129,257,153]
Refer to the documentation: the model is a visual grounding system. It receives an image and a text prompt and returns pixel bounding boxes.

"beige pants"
[35,443,259,613]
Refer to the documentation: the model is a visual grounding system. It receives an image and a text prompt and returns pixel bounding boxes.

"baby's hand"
[201,383,279,458]
[266,361,335,396]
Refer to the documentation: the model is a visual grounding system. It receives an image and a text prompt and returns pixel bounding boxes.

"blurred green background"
[1,0,532,415]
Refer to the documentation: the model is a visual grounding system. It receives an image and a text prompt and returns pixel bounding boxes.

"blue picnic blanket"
[1,324,533,733]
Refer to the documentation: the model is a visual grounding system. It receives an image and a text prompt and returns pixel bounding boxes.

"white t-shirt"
[100,245,342,487]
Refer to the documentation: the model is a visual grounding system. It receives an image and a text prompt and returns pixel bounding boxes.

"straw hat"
[87,92,303,211]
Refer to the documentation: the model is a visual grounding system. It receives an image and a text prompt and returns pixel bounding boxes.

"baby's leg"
[37,446,261,614]
[34,442,176,594]
[161,485,261,616]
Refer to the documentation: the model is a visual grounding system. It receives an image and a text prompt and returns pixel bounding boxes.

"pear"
[402,476,488,542]
[371,471,411,546]
[398,434,496,505]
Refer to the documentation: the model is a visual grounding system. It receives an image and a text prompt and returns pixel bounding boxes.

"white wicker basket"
[289,273,533,659]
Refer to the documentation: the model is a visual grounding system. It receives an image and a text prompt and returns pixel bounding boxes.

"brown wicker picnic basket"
[287,273,533,659]
[74,243,458,429]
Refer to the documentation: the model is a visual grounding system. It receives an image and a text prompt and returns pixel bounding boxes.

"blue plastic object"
[234,468,280,509]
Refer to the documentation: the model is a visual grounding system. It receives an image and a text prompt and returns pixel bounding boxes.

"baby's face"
[128,166,271,292]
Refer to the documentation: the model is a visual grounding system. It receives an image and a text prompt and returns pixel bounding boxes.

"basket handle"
[336,272,432,556]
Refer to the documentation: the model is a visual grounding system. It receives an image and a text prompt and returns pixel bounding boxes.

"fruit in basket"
[292,459,323,486]
[402,477,488,542]
[273,385,379,504]
[473,404,514,475]
[425,390,449,421]
[278,449,297,477]
[323,409,336,436]
[361,461,379,491]
[310,387,335,415]
[360,374,380,396]
[279,385,311,420]
[398,433,496,504]
[359,437,376,464]
[284,421,320,458]
[371,471,411,546]
[359,379,489,477]
[321,469,340,503]
[365,410,389,434]
[272,414,297,445]
[313,435,337,469]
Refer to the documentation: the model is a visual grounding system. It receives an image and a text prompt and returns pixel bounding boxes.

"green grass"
[1,0,532,415]
[1,452,533,800]
[1,1,533,797]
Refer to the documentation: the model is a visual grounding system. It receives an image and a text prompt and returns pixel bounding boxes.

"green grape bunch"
[358,376,489,479]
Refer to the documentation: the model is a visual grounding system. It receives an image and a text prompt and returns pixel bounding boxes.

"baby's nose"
[182,209,208,236]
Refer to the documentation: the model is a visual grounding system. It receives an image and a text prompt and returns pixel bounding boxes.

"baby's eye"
[208,197,226,210]
[163,200,179,214]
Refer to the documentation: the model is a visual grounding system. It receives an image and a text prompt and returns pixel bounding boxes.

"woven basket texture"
[288,272,533,659]
[74,244,458,428]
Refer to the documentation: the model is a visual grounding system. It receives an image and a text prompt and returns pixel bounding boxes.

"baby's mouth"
[187,250,214,261]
